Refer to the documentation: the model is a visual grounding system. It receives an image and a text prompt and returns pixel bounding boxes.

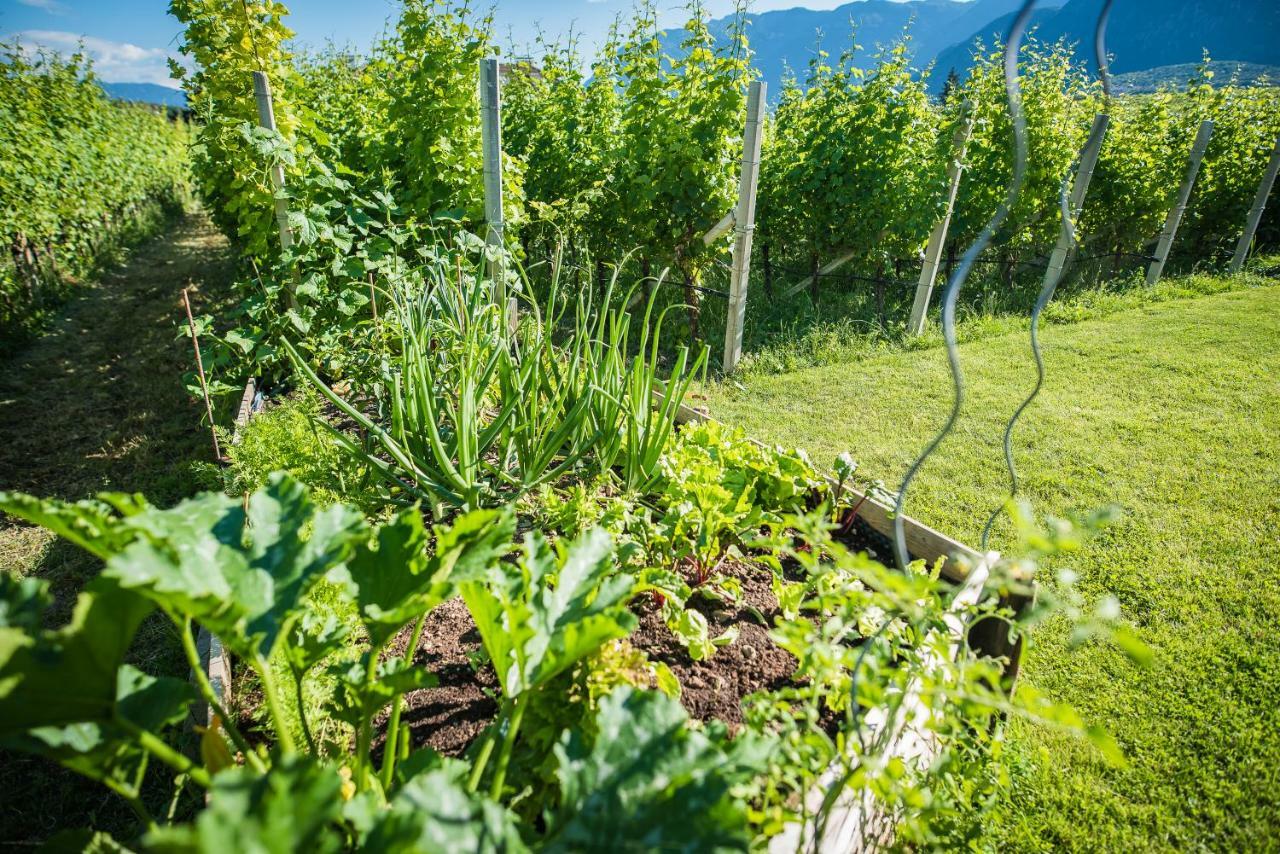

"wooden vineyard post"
[480,57,514,331]
[723,80,766,375]
[1146,119,1213,286]
[252,71,293,254]
[1230,134,1280,273]
[1040,113,1110,299]
[908,115,974,335]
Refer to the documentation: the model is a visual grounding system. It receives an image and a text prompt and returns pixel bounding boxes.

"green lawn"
[702,282,1280,850]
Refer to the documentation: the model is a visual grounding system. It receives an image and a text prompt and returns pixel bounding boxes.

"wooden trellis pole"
[1146,119,1213,286]
[252,71,293,254]
[1229,134,1280,273]
[1040,113,1110,299]
[480,56,514,330]
[908,115,974,335]
[722,80,766,375]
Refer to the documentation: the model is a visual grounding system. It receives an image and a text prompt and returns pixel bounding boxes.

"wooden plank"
[723,81,767,375]
[664,392,980,578]
[231,377,257,446]
[1230,133,1280,273]
[702,210,735,247]
[780,250,858,300]
[1146,119,1213,286]
[767,555,994,853]
[1040,113,1109,301]
[908,116,974,335]
[251,72,293,254]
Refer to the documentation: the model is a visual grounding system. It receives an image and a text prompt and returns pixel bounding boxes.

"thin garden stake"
[1230,134,1280,273]
[182,287,222,463]
[723,80,766,375]
[982,114,1109,548]
[892,0,1036,571]
[908,113,974,335]
[1146,119,1214,286]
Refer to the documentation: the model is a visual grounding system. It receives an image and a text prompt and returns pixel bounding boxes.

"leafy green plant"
[0,40,191,346]
[653,420,821,587]
[461,526,637,799]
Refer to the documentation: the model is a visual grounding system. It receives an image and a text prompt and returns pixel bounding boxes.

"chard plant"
[0,475,767,849]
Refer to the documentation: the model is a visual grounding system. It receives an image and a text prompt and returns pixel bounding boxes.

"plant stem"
[354,646,382,788]
[489,698,526,801]
[466,725,499,794]
[102,778,156,832]
[114,715,212,789]
[177,618,263,773]
[380,612,429,790]
[292,668,317,754]
[255,654,297,756]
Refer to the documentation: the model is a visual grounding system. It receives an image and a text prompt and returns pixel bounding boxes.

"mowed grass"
[0,213,236,844]
[702,282,1280,850]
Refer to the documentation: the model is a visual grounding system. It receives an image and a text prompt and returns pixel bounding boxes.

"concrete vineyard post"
[1146,119,1213,286]
[723,80,766,375]
[251,72,293,254]
[1229,134,1280,273]
[908,115,973,335]
[1041,113,1110,300]
[480,57,514,330]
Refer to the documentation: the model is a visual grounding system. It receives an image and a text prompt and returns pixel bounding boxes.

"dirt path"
[0,213,236,843]
[0,212,235,575]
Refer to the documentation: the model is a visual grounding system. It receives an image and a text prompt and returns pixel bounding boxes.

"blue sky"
[0,0,871,88]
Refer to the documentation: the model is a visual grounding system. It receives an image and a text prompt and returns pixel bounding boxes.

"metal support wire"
[892,0,1038,571]
[980,0,1115,549]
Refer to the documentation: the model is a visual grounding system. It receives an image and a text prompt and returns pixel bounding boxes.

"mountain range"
[103,0,1279,108]
[694,0,1280,95]
[100,82,187,108]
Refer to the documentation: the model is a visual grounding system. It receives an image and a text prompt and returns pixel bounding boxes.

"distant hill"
[682,0,1278,98]
[100,82,187,109]
[930,0,1280,92]
[667,0,1067,94]
[1111,61,1280,94]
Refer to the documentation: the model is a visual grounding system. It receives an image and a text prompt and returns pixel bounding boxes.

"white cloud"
[16,0,67,14]
[12,30,186,88]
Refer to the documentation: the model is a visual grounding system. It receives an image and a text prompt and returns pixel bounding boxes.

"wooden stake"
[780,249,855,301]
[480,57,514,330]
[909,115,974,335]
[723,80,766,375]
[182,287,222,463]
[251,72,293,254]
[1146,119,1213,286]
[1230,134,1280,273]
[1040,113,1110,301]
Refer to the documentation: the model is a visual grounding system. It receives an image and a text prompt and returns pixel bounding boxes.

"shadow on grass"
[0,212,237,846]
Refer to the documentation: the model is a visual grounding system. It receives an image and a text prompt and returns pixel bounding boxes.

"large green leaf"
[0,578,153,736]
[5,665,194,791]
[344,506,514,649]
[0,491,144,560]
[365,761,529,853]
[144,757,346,854]
[104,473,366,660]
[461,527,636,698]
[545,688,770,852]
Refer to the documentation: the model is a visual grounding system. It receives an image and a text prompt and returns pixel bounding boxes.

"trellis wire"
[891,0,1037,571]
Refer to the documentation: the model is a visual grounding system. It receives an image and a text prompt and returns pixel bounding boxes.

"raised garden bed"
[215,380,1020,852]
